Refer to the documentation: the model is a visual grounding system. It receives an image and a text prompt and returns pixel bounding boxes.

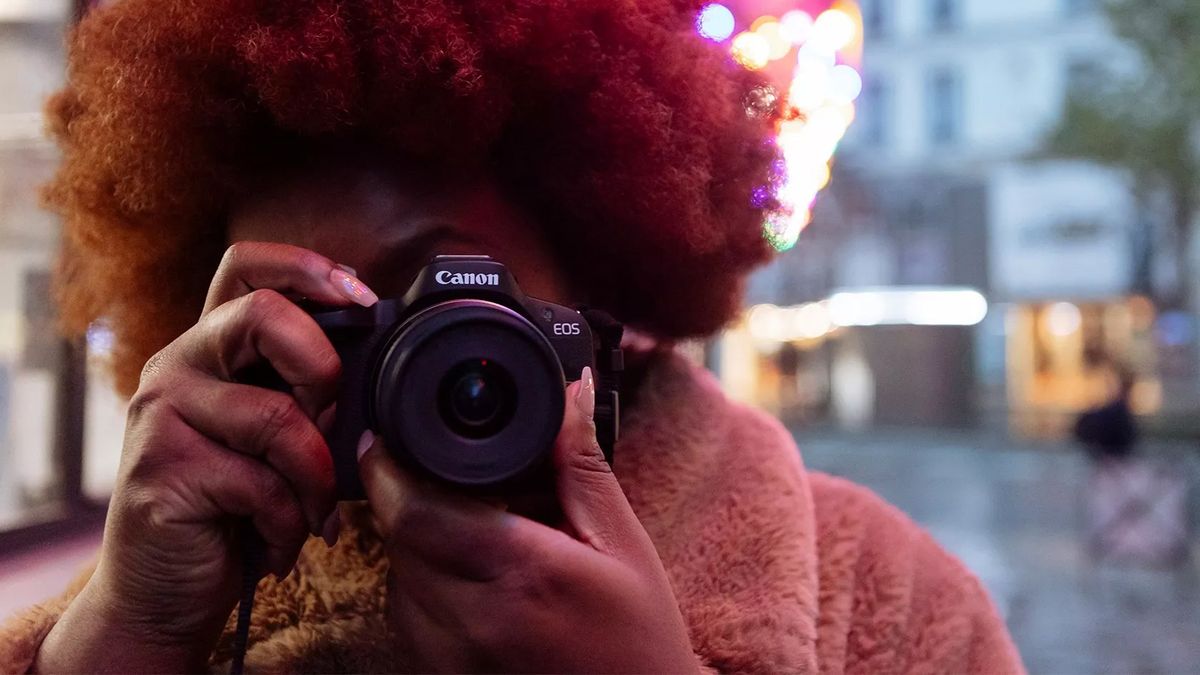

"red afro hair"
[46,0,783,395]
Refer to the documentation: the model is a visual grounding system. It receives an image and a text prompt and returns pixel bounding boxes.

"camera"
[311,255,622,500]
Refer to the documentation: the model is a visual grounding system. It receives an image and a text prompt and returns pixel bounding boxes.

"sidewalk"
[798,426,1200,675]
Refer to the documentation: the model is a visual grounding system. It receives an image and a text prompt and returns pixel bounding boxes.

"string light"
[811,9,857,52]
[754,20,794,61]
[780,10,815,45]
[697,4,736,42]
[731,31,771,70]
[695,3,863,252]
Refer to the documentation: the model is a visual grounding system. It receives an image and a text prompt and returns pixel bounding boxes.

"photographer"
[2,1,1019,672]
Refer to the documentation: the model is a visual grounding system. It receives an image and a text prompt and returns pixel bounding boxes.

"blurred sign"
[989,161,1134,300]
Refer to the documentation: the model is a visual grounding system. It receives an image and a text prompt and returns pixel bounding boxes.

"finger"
[554,367,649,560]
[170,378,336,536]
[167,424,311,577]
[179,289,341,418]
[203,242,377,316]
[358,432,570,581]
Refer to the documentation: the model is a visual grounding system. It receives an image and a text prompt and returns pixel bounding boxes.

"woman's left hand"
[358,368,699,673]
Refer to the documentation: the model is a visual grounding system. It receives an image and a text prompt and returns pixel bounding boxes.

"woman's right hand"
[35,242,378,673]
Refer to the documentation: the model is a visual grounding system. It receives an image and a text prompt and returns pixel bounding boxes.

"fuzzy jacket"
[1,349,1022,673]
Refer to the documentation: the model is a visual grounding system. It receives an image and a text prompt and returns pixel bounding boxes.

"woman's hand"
[360,369,699,673]
[36,242,377,673]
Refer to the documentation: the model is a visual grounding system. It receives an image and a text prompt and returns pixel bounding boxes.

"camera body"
[312,255,621,500]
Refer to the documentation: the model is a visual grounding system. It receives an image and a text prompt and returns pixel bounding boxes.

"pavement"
[798,427,1200,675]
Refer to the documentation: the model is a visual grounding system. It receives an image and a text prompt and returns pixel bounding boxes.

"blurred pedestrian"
[1073,367,1138,462]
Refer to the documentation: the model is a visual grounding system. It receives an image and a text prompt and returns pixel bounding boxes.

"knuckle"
[311,343,342,383]
[137,345,176,389]
[242,288,288,321]
[126,386,164,426]
[565,434,612,476]
[297,249,331,276]
[117,483,175,532]
[220,241,255,270]
[221,242,243,263]
[258,472,295,513]
[253,395,304,452]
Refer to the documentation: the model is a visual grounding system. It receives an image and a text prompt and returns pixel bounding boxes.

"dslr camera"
[312,256,622,500]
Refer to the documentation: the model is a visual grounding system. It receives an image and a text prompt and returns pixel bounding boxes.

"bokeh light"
[780,10,815,45]
[754,20,794,61]
[697,4,736,42]
[811,9,857,52]
[731,31,771,70]
[828,64,864,103]
[697,3,863,251]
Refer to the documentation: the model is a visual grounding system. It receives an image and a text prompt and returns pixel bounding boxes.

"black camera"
[312,256,622,500]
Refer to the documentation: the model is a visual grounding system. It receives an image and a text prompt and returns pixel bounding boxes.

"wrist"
[34,572,213,673]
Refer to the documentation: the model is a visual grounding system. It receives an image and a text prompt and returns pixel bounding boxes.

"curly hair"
[46,0,782,396]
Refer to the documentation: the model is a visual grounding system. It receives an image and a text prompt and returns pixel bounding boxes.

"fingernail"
[576,367,595,421]
[321,508,341,548]
[356,429,375,462]
[330,268,379,307]
[336,263,357,277]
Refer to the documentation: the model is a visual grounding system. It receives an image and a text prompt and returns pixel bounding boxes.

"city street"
[799,427,1200,674]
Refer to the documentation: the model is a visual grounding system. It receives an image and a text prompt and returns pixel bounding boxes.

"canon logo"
[436,270,500,286]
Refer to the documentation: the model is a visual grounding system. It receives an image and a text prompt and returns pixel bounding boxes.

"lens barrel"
[370,300,565,486]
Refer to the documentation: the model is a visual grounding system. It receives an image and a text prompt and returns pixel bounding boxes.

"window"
[859,75,891,147]
[861,0,890,40]
[1063,0,1095,15]
[1066,57,1105,97]
[929,0,959,32]
[927,68,962,145]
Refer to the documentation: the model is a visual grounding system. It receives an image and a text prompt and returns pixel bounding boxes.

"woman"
[2,0,1021,672]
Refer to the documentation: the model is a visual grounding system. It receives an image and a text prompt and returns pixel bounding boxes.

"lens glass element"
[437,359,517,439]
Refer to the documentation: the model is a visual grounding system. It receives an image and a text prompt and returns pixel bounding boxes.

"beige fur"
[1,350,1022,673]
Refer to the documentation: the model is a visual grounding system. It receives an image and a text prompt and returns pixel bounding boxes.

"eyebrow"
[371,221,485,285]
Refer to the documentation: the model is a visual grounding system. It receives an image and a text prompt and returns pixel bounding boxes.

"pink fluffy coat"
[1,350,1022,673]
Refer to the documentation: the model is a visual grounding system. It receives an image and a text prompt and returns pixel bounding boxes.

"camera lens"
[372,299,566,486]
[438,359,517,438]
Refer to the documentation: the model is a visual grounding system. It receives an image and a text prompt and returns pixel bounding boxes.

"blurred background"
[1,0,1199,672]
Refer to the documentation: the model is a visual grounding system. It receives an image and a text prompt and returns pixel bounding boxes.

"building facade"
[737,0,1188,434]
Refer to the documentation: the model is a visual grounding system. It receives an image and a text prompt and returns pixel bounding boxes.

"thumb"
[554,367,645,558]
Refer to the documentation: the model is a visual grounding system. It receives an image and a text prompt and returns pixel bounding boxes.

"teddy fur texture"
[0,350,1023,673]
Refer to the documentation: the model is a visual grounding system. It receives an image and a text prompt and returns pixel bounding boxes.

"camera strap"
[578,308,624,464]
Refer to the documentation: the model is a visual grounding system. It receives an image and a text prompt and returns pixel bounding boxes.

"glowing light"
[791,302,833,339]
[829,288,989,327]
[750,15,777,32]
[731,31,771,70]
[796,42,837,68]
[828,65,863,103]
[697,4,736,42]
[754,20,793,61]
[733,3,863,252]
[810,9,857,52]
[763,209,806,252]
[748,304,787,342]
[780,10,815,45]
[743,84,779,119]
[748,302,835,343]
[1045,302,1082,336]
[788,58,832,110]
